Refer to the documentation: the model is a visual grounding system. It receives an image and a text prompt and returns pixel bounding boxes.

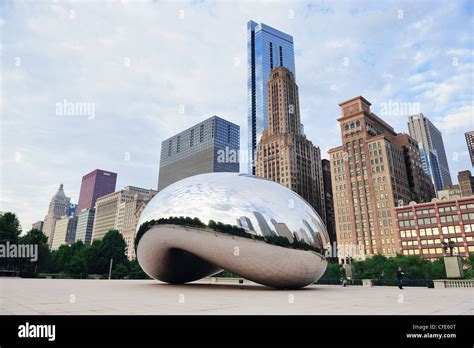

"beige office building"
[256,67,325,220]
[119,192,156,260]
[328,96,434,258]
[92,186,157,242]
[51,215,77,250]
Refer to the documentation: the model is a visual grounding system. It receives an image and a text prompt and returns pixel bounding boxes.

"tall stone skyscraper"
[408,113,452,190]
[247,21,296,174]
[256,67,325,222]
[43,184,71,245]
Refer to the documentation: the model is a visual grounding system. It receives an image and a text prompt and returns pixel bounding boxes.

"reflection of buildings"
[255,67,325,222]
[158,116,240,191]
[297,228,311,244]
[75,208,95,245]
[408,113,452,191]
[253,211,275,236]
[136,173,329,288]
[247,20,296,175]
[274,223,294,242]
[51,215,77,250]
[43,184,71,246]
[465,131,474,167]
[329,96,422,257]
[236,216,255,233]
[396,196,474,260]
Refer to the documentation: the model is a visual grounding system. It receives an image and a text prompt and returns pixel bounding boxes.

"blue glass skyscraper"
[408,113,452,191]
[247,20,296,174]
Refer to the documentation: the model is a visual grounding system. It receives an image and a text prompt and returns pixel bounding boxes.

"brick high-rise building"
[465,131,474,167]
[76,169,117,213]
[328,96,417,258]
[396,196,474,260]
[458,170,474,197]
[256,67,325,221]
[392,134,435,203]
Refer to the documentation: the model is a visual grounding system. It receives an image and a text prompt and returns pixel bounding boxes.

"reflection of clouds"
[138,173,329,249]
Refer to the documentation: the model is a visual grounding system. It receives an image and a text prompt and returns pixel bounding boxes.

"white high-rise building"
[43,184,71,246]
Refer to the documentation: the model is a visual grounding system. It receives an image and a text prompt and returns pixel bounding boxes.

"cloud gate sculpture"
[135,173,330,289]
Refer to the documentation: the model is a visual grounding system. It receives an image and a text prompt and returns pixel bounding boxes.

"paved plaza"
[0,278,472,315]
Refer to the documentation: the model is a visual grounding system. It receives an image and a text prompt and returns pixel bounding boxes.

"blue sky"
[1,0,473,230]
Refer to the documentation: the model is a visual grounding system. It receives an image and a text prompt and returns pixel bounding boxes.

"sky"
[1,0,473,231]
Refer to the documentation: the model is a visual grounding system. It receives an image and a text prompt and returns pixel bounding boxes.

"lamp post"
[108,258,113,280]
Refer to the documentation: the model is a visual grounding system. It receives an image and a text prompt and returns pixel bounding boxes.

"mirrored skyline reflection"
[137,173,330,250]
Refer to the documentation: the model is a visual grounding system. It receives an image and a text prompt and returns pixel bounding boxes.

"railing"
[317,278,362,286]
[316,278,434,287]
[0,269,20,277]
[433,279,474,288]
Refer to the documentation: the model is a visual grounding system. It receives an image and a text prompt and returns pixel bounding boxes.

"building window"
[176,136,180,153]
[200,124,204,142]
[269,42,273,69]
[168,140,172,156]
[190,129,194,147]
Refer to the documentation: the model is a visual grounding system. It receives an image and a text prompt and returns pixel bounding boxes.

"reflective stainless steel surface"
[136,173,330,288]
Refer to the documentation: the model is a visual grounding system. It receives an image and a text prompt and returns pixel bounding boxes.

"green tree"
[0,212,22,243]
[50,244,73,273]
[96,230,129,275]
[320,262,344,281]
[353,254,387,279]
[67,254,88,279]
[462,253,474,278]
[128,259,149,279]
[112,263,129,279]
[82,240,102,275]
[17,229,51,276]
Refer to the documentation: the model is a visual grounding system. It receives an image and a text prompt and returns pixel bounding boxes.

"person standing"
[397,267,405,289]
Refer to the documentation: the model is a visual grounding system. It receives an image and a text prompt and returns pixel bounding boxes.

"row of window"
[399,213,474,227]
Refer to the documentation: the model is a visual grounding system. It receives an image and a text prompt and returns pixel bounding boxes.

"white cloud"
[1,0,472,230]
[435,105,474,134]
